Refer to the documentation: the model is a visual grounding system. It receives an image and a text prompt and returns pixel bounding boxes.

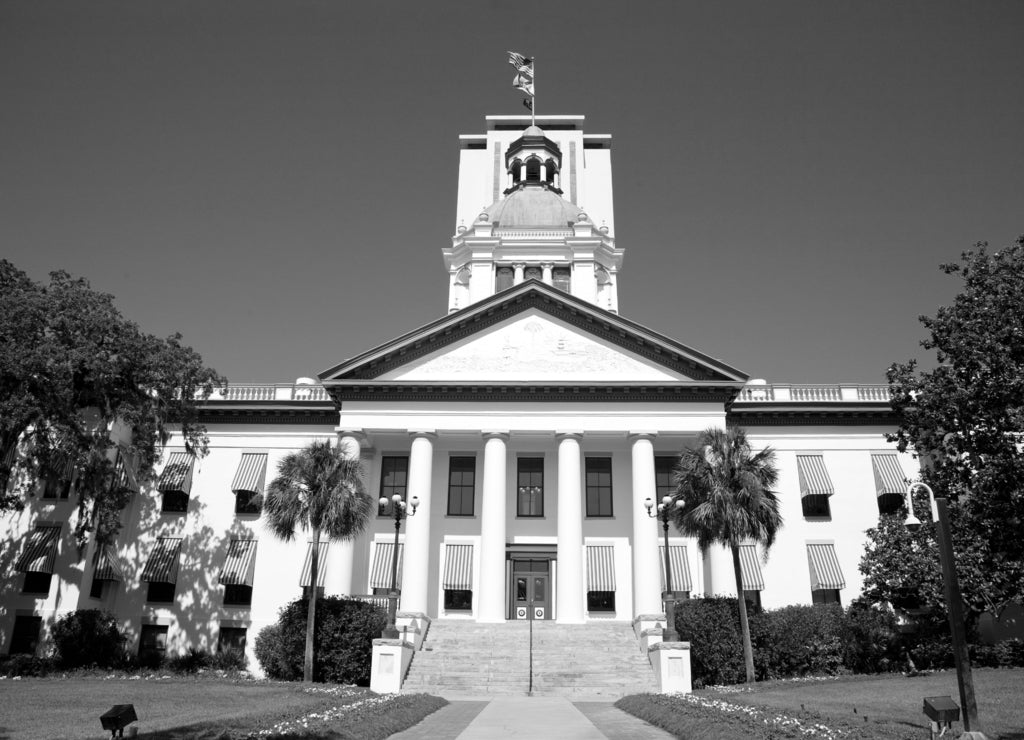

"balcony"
[735,383,891,403]
[210,384,331,402]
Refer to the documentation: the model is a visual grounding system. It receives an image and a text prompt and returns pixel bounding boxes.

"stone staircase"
[401,620,657,697]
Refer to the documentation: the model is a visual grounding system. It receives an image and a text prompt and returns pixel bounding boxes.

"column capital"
[628,432,659,443]
[482,430,510,442]
[539,262,554,269]
[555,431,584,441]
[511,262,526,269]
[408,430,437,440]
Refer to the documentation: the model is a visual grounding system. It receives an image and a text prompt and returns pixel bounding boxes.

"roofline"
[317,281,748,382]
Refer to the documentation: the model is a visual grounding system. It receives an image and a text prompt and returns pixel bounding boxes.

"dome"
[522,125,545,137]
[484,188,580,228]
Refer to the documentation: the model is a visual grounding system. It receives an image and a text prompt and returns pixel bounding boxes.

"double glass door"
[512,559,550,620]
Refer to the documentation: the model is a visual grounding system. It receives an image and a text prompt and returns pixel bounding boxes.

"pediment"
[319,281,747,384]
[380,309,690,382]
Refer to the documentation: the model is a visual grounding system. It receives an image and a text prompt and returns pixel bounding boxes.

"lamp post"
[904,482,981,733]
[380,492,418,639]
[644,494,685,642]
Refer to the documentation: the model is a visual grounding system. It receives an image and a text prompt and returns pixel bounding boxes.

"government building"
[1,114,916,672]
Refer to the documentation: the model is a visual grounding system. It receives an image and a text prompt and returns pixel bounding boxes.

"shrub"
[167,648,213,673]
[255,597,386,684]
[971,639,1024,668]
[674,597,760,686]
[51,609,126,669]
[0,654,54,677]
[210,647,248,671]
[759,603,849,678]
[843,598,902,674]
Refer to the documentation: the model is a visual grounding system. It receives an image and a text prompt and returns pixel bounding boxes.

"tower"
[444,115,624,313]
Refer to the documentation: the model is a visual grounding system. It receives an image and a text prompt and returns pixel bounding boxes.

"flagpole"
[531,57,536,126]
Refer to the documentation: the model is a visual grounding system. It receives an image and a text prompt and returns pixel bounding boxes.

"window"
[496,266,514,291]
[235,490,261,515]
[378,457,409,516]
[517,458,544,517]
[444,589,473,611]
[223,584,253,606]
[447,457,475,516]
[552,267,570,292]
[42,475,72,500]
[89,577,106,600]
[9,616,42,655]
[302,586,325,600]
[147,581,176,603]
[139,624,168,657]
[218,626,247,654]
[743,590,762,610]
[162,490,189,514]
[655,456,676,499]
[585,458,613,517]
[812,589,841,606]
[587,591,616,612]
[524,265,542,281]
[801,495,831,518]
[22,572,52,595]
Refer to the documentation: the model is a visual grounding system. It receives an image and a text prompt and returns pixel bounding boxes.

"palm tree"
[672,426,781,684]
[263,439,374,683]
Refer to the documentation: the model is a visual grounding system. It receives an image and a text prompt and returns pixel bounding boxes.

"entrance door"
[512,559,551,620]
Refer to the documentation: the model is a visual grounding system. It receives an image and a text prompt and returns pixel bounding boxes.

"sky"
[2,1,1022,385]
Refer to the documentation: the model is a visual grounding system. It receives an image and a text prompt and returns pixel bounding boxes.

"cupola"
[504,124,563,193]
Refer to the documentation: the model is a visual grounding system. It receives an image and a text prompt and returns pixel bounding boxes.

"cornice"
[328,382,739,404]
[727,408,896,426]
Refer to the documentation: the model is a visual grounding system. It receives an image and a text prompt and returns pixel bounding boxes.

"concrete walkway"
[390,697,675,740]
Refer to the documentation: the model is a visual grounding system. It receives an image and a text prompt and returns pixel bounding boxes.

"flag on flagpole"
[507,51,533,76]
[513,73,534,97]
[523,98,533,111]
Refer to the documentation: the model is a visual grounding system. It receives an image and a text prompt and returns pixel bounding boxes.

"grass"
[0,675,447,739]
[617,668,1024,739]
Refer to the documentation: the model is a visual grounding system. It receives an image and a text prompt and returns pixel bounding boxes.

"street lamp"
[644,494,685,642]
[904,482,982,734]
[380,492,419,639]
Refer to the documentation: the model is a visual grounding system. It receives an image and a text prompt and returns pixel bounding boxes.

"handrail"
[528,601,535,696]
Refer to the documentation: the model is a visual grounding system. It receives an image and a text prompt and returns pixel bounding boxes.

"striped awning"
[739,544,765,591]
[370,542,403,590]
[141,537,183,583]
[110,451,136,492]
[231,453,267,495]
[220,540,258,586]
[15,525,61,573]
[807,543,845,590]
[797,455,834,498]
[157,452,194,495]
[93,544,126,581]
[658,545,693,591]
[300,541,330,587]
[872,453,907,497]
[586,545,616,591]
[1,442,16,467]
[443,544,473,590]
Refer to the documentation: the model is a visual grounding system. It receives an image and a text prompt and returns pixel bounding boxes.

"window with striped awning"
[299,542,330,587]
[806,543,845,590]
[871,453,909,515]
[220,540,258,586]
[370,542,403,590]
[231,454,267,495]
[1,441,16,467]
[157,452,194,495]
[796,455,834,497]
[15,525,61,573]
[42,454,76,499]
[141,537,183,584]
[586,545,616,591]
[739,544,765,591]
[110,450,137,493]
[93,544,126,581]
[443,544,473,590]
[658,545,693,591]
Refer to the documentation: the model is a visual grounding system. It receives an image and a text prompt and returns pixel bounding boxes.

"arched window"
[525,158,541,182]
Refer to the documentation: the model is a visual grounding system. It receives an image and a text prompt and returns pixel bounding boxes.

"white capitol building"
[1,113,918,672]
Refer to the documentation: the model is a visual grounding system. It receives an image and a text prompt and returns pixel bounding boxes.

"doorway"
[511,558,551,620]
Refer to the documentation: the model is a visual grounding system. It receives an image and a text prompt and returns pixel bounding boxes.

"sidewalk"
[390,696,675,740]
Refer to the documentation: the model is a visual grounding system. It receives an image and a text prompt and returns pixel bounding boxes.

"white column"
[630,433,661,616]
[335,431,364,596]
[402,431,435,614]
[540,163,547,182]
[556,432,585,623]
[540,263,554,285]
[479,432,509,622]
[513,263,526,285]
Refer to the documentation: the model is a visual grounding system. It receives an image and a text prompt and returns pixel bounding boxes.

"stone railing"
[211,384,331,402]
[735,384,891,403]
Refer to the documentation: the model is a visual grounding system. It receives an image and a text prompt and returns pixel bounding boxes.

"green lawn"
[618,668,1024,739]
[0,676,446,739]
[706,669,1024,739]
